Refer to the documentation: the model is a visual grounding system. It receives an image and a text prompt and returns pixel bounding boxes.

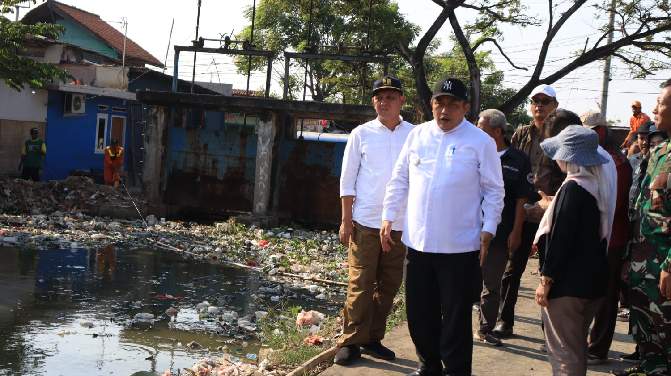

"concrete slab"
[320,258,635,376]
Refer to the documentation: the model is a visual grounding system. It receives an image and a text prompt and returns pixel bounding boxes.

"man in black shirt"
[476,109,539,346]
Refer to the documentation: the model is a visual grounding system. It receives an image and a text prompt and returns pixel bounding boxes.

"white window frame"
[110,115,127,148]
[94,113,108,154]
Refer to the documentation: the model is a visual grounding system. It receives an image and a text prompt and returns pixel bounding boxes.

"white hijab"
[534,146,617,248]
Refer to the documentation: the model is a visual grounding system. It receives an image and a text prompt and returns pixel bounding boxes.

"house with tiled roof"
[0,0,170,181]
[22,0,162,68]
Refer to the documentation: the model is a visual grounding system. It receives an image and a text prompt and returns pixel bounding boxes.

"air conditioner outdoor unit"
[64,93,86,114]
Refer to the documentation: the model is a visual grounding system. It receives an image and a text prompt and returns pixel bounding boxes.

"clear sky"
[15,0,671,126]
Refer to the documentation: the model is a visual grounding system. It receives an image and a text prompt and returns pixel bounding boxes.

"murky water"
[0,246,342,376]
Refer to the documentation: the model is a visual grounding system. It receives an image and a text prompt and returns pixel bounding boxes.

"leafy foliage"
[235,0,418,103]
[1,0,69,90]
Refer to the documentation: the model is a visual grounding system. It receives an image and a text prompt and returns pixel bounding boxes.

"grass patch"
[385,284,407,332]
[259,306,339,368]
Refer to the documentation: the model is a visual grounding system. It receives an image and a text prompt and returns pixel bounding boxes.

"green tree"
[403,0,671,120]
[395,42,530,124]
[1,0,69,90]
[235,0,418,103]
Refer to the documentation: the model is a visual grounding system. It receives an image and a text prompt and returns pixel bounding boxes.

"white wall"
[0,82,48,123]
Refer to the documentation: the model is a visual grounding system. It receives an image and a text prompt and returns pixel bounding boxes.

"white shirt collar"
[430,117,466,136]
[375,116,405,131]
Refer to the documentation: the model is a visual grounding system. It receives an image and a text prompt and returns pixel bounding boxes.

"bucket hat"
[540,125,609,166]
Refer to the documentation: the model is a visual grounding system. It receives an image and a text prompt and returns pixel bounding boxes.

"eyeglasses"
[531,98,554,106]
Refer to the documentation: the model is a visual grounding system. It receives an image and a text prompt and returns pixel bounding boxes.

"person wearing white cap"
[533,125,615,376]
[494,84,567,339]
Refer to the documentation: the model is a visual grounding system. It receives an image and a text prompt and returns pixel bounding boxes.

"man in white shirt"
[335,76,415,365]
[381,77,505,376]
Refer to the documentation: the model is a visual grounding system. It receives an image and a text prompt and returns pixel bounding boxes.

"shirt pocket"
[361,142,389,172]
[441,152,479,189]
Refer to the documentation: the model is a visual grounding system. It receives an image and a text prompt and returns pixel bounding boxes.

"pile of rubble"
[0,176,146,218]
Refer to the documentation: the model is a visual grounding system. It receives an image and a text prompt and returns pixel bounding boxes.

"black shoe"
[492,323,513,338]
[361,341,395,360]
[587,353,607,365]
[474,331,503,347]
[407,366,442,376]
[619,350,640,363]
[610,366,646,376]
[334,345,361,365]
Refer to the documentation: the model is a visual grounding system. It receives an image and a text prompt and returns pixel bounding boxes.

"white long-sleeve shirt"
[382,118,505,253]
[340,118,414,231]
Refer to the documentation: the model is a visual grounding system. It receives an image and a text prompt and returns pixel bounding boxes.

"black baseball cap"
[372,76,403,96]
[432,77,469,102]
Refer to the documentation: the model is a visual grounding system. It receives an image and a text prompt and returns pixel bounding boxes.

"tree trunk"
[414,59,433,121]
[448,9,480,121]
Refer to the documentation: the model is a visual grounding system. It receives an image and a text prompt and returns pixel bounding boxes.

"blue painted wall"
[43,91,130,181]
[163,111,259,213]
[56,18,119,61]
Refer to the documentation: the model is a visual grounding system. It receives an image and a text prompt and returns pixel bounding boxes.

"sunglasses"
[531,98,554,106]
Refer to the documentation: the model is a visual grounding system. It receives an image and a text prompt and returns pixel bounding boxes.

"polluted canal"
[0,245,344,376]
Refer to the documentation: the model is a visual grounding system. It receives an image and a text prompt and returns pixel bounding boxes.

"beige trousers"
[338,222,406,347]
[542,296,603,376]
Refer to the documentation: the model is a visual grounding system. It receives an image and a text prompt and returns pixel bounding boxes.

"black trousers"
[588,245,626,358]
[498,221,537,327]
[406,248,479,376]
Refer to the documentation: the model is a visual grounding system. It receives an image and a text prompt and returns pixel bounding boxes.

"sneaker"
[360,341,395,360]
[334,345,361,365]
[474,331,503,347]
[619,350,640,363]
[587,353,607,365]
[539,343,547,353]
[492,323,513,339]
[610,366,646,376]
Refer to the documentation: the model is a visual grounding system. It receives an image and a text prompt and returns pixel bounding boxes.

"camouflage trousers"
[629,240,671,376]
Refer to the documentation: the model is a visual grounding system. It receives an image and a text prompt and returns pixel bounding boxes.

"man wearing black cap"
[381,78,504,376]
[335,76,414,365]
[20,127,47,181]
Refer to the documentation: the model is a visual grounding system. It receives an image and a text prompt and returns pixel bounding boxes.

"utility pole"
[600,0,616,118]
[191,0,203,93]
[245,0,256,94]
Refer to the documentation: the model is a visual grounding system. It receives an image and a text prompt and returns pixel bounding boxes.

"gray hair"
[479,109,508,131]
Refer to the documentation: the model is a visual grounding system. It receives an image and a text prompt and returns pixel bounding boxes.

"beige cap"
[632,100,642,108]
[580,110,608,129]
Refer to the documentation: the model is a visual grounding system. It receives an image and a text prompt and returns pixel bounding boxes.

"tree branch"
[471,38,528,70]
[612,52,654,75]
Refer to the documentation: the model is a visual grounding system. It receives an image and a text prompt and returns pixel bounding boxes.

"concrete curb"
[286,346,338,376]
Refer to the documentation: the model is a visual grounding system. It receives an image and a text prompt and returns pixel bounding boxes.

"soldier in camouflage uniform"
[624,79,671,376]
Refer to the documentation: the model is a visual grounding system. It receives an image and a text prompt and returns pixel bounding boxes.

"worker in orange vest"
[103,139,124,187]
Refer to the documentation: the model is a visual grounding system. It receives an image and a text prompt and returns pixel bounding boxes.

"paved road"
[320,258,635,376]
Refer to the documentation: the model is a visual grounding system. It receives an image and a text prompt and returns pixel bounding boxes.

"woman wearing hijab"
[533,125,616,375]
